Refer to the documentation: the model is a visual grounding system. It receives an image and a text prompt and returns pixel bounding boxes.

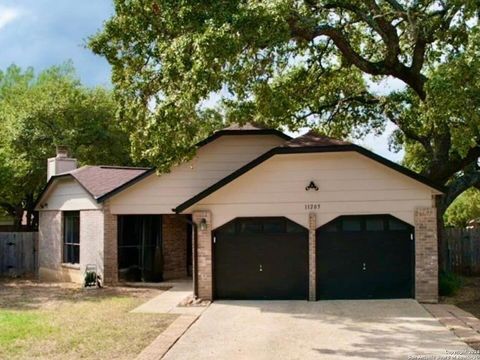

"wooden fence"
[0,232,38,277]
[442,228,480,275]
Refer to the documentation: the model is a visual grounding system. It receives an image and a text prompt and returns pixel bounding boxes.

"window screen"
[63,211,80,264]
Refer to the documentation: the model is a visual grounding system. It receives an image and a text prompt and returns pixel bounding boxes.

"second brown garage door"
[213,217,308,300]
[316,214,414,300]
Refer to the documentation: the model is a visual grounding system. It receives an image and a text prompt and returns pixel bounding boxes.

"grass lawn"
[0,280,177,360]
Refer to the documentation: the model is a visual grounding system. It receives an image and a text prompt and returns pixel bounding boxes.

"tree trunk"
[12,204,23,230]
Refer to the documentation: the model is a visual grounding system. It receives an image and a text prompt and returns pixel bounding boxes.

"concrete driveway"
[163,299,475,360]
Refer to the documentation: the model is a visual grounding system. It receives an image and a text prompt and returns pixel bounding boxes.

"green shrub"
[439,271,463,296]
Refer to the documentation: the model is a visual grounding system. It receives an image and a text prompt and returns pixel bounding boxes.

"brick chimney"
[47,146,77,181]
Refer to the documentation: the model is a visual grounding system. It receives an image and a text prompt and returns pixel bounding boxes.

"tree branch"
[443,168,480,210]
[289,19,427,99]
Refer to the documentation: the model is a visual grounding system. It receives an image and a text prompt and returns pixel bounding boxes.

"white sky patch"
[0,6,21,30]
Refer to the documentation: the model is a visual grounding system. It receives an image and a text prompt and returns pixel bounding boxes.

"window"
[388,218,408,231]
[263,219,285,233]
[217,217,307,235]
[342,218,362,231]
[63,211,80,264]
[366,218,385,231]
[239,220,262,234]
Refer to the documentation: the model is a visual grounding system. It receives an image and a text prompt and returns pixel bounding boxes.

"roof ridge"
[98,165,152,170]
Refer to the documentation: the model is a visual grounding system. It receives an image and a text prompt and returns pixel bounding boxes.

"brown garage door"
[316,214,414,300]
[213,217,308,300]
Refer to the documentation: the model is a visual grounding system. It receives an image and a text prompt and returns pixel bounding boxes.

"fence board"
[0,232,38,277]
[443,228,480,275]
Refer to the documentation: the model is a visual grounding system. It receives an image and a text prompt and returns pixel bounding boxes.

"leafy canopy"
[0,63,132,226]
[444,188,480,228]
[90,0,479,211]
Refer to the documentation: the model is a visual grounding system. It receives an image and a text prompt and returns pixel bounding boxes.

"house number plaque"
[304,203,321,210]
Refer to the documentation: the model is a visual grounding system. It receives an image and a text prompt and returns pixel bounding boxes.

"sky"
[0,1,403,162]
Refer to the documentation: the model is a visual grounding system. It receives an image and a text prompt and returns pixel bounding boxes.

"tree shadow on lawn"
[0,279,164,311]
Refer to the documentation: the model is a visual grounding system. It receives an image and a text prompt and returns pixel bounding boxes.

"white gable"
[37,178,100,211]
[188,152,439,228]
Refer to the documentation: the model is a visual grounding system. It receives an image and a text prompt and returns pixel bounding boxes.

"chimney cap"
[56,145,69,158]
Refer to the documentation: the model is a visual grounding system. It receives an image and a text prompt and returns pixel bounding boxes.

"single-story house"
[35,124,443,302]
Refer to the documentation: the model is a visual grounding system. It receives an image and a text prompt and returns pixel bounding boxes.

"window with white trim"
[63,211,80,264]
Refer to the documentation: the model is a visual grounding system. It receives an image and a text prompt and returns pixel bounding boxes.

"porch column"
[308,212,316,301]
[103,201,118,285]
[414,206,438,303]
[193,210,213,300]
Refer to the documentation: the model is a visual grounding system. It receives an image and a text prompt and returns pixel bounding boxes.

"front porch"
[108,213,192,284]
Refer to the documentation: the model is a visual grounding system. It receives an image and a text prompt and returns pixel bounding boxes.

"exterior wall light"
[199,218,208,231]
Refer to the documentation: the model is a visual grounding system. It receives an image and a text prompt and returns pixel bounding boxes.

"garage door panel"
[214,218,308,300]
[317,215,414,300]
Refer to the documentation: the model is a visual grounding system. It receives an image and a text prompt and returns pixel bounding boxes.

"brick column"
[162,215,188,280]
[414,207,438,303]
[192,210,213,300]
[103,201,118,285]
[308,213,316,301]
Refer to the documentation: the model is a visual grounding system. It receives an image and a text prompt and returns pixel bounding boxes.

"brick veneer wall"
[79,210,104,277]
[103,201,118,285]
[192,211,212,300]
[38,211,62,271]
[38,210,82,282]
[162,215,187,279]
[308,213,316,301]
[308,213,317,301]
[414,206,438,303]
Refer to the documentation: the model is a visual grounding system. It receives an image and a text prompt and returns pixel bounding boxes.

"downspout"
[173,209,199,299]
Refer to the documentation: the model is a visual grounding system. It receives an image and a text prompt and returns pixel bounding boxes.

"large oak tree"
[90,1,479,244]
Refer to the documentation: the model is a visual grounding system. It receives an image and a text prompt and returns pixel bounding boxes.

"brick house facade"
[36,125,442,302]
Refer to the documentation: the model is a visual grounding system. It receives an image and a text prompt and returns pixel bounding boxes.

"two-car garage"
[212,215,414,301]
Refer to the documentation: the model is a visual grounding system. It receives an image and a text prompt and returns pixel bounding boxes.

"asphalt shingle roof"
[65,165,150,199]
[281,130,351,148]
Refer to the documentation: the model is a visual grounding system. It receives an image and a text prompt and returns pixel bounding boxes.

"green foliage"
[444,188,480,228]
[439,271,463,297]
[89,1,480,212]
[0,63,133,226]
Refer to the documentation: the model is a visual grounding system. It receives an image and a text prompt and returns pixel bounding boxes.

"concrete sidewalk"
[131,278,206,316]
[133,279,210,360]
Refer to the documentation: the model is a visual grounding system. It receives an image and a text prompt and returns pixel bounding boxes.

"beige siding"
[189,152,440,229]
[39,178,100,211]
[109,135,285,214]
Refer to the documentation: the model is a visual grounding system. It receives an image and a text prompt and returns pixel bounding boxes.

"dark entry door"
[213,217,308,300]
[316,215,414,300]
[118,215,163,282]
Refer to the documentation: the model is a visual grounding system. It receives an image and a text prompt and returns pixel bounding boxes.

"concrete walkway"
[131,279,205,316]
[163,299,475,360]
[133,279,209,360]
[424,304,480,349]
